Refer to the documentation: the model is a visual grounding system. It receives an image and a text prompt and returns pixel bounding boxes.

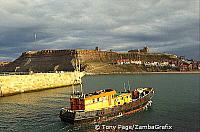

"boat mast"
[128,80,131,91]
[74,54,83,96]
[123,82,126,92]
[78,59,83,96]
[72,82,74,95]
[72,58,78,95]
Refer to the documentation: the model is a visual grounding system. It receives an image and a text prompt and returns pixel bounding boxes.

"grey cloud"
[0,0,199,61]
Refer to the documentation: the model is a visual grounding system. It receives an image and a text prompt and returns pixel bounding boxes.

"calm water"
[0,74,199,132]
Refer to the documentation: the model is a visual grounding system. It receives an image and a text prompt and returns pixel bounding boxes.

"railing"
[0,72,30,76]
[0,71,82,76]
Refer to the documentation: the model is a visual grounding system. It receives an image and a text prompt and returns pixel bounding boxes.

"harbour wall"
[0,72,85,97]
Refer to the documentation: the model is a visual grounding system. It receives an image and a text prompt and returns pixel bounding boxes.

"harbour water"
[0,74,199,132]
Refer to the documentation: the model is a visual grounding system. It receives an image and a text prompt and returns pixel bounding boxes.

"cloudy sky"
[0,0,199,61]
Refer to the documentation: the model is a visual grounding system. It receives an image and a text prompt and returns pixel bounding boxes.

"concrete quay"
[0,72,85,97]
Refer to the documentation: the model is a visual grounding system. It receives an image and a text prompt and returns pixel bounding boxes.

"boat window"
[97,98,99,101]
[118,102,120,105]
[105,89,113,92]
[93,99,95,103]
[127,96,128,98]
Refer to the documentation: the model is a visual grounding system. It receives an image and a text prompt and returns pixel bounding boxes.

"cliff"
[0,48,178,73]
[0,50,76,72]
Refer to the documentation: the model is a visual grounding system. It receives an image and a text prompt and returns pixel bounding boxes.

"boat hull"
[60,88,154,124]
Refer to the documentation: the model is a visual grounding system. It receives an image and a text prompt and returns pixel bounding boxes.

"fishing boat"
[59,83,155,124]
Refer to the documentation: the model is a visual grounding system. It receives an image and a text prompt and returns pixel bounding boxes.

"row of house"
[114,59,171,67]
[114,59,200,71]
[143,61,170,67]
[179,61,200,71]
[114,59,142,65]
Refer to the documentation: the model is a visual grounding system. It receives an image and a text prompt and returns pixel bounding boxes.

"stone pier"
[0,72,85,97]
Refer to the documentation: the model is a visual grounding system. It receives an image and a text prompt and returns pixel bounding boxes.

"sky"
[0,0,199,61]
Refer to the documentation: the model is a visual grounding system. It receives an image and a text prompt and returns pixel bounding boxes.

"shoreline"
[85,71,200,75]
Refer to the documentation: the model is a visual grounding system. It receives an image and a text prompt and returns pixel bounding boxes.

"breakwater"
[0,72,85,97]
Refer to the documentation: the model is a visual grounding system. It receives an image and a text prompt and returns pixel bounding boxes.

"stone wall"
[0,72,85,97]
[77,49,120,62]
[22,49,76,57]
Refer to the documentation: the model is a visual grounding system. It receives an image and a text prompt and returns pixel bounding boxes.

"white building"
[130,60,142,65]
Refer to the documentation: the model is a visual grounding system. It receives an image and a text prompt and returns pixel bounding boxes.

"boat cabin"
[70,88,132,111]
[70,89,116,111]
[114,92,132,106]
[69,88,153,112]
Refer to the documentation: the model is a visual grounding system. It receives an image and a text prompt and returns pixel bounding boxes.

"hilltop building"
[128,46,149,53]
[0,61,10,67]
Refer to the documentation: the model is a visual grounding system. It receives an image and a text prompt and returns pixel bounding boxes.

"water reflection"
[0,85,82,132]
[0,74,199,132]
